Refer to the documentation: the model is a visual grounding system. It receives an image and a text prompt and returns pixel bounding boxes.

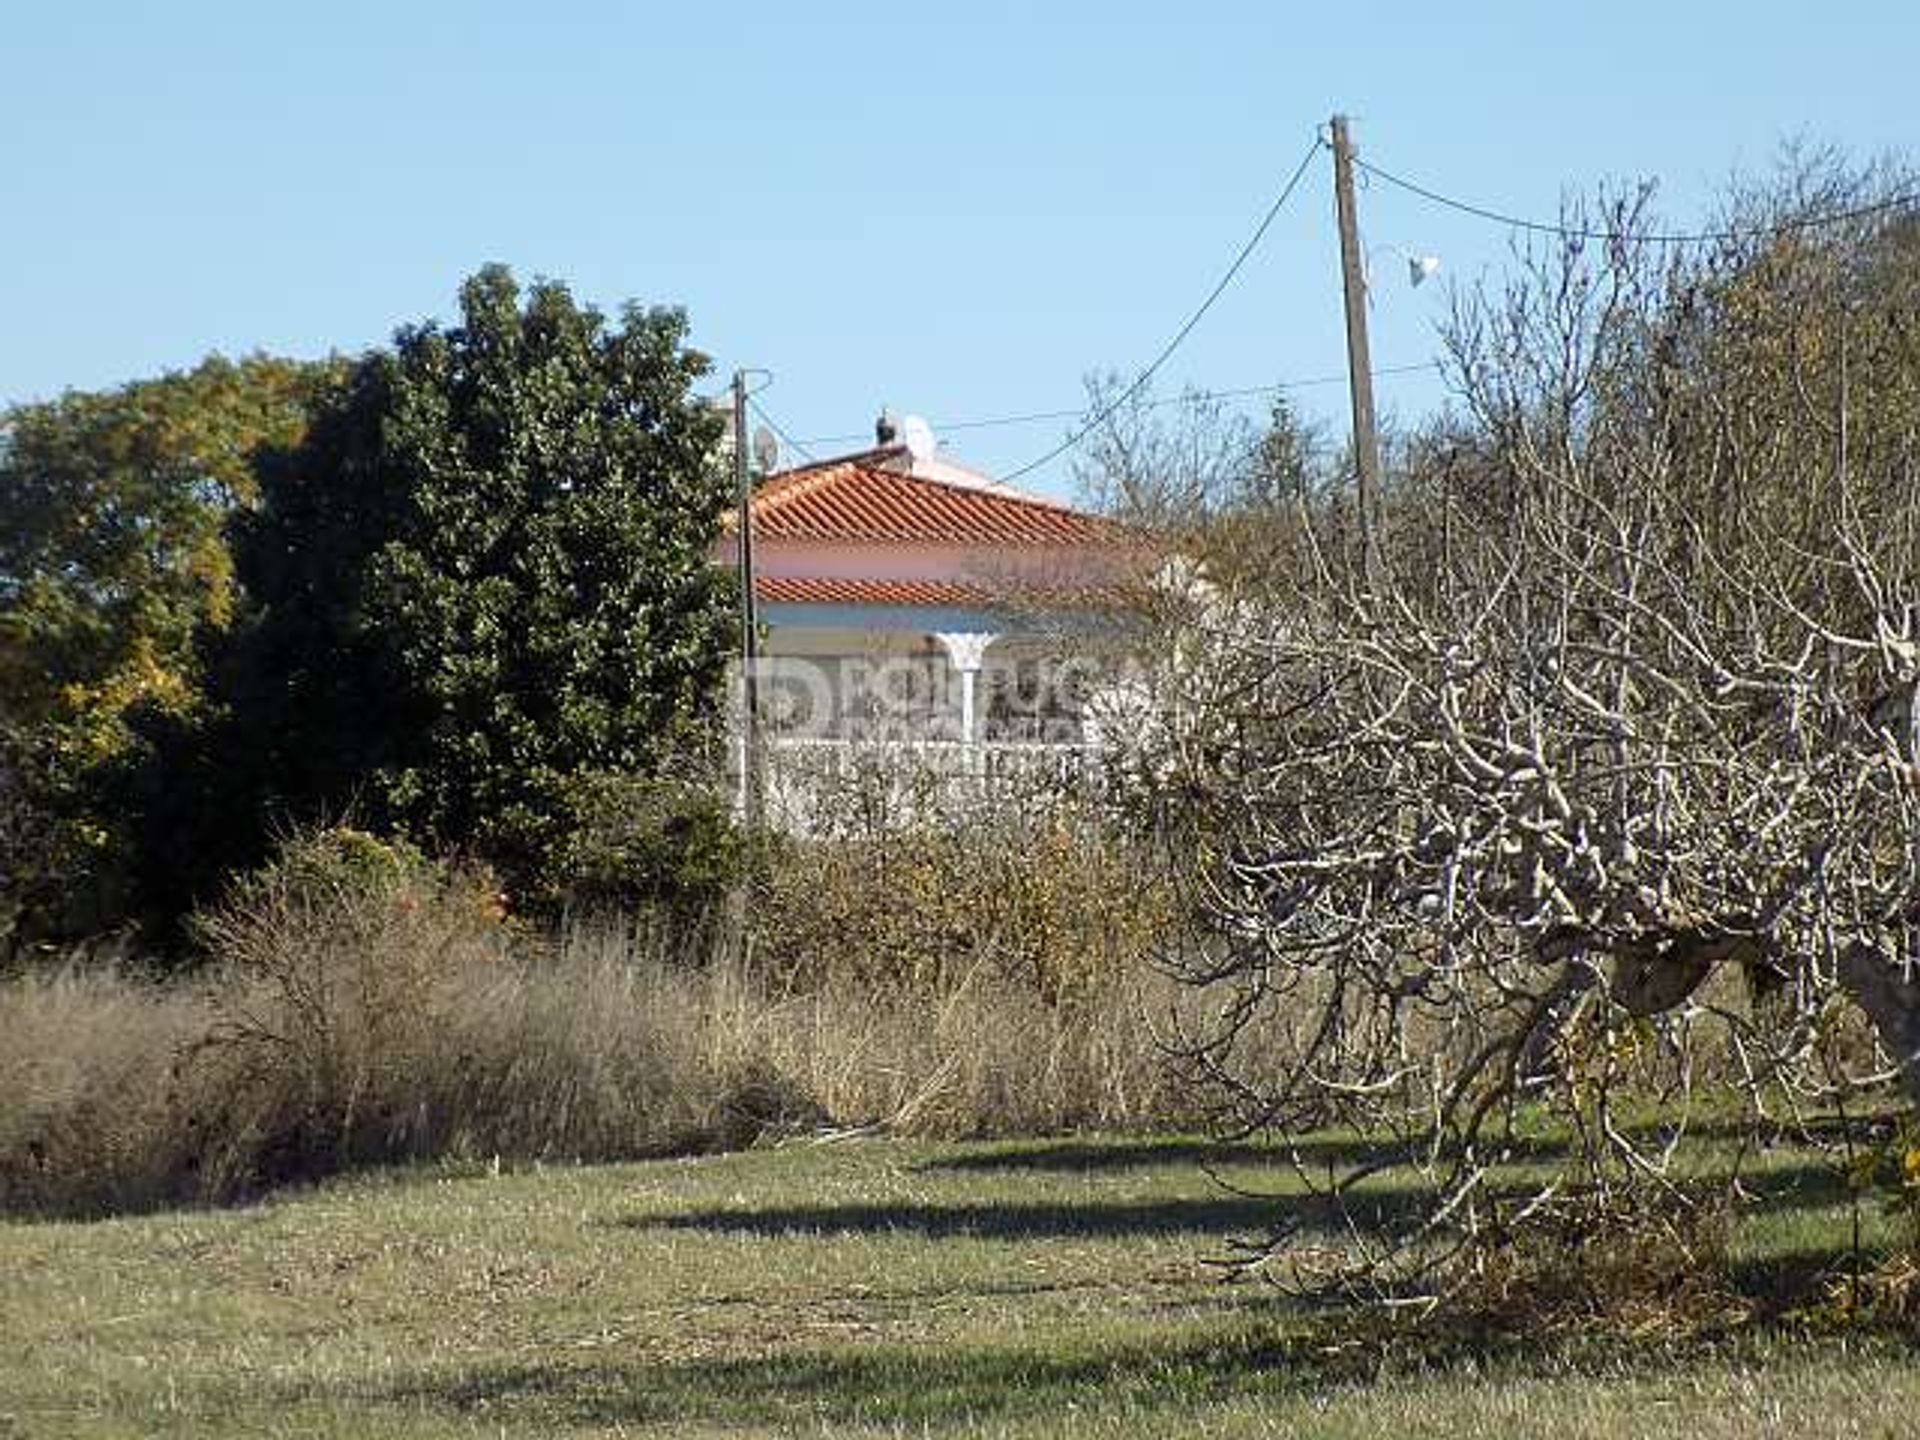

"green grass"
[2,1133,1916,1438]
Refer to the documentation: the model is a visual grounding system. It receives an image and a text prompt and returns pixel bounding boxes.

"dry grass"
[0,824,1215,1218]
[750,956,1207,1138]
[0,962,214,1216]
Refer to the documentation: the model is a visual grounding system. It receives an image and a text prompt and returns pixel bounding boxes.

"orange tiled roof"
[743,446,1114,545]
[754,576,1110,607]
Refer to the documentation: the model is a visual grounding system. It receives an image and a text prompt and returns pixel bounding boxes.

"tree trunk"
[1839,942,1920,1104]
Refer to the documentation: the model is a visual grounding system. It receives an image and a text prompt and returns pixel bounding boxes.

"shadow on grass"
[1743,1160,1856,1212]
[352,1320,1920,1432]
[923,1134,1580,1176]
[924,1138,1292,1174]
[1729,1245,1859,1313]
[621,1188,1436,1243]
[629,1150,1865,1250]
[924,1116,1897,1179]
[912,1134,1518,1175]
[358,1332,1296,1430]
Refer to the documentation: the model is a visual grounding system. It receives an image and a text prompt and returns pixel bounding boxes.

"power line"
[1349,151,1920,246]
[746,397,818,465]
[742,133,1915,477]
[788,363,1441,450]
[996,134,1327,484]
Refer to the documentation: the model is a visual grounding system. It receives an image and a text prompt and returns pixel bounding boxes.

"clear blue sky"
[4,2,1914,497]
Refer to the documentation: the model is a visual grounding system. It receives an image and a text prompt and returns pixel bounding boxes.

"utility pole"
[732,370,761,825]
[1331,113,1383,586]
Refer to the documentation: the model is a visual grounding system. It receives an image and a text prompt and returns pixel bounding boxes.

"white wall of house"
[755,623,1093,745]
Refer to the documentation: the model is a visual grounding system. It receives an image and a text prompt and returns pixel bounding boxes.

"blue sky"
[4,2,1914,498]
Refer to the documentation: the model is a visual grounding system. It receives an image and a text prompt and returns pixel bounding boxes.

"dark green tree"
[159,267,736,917]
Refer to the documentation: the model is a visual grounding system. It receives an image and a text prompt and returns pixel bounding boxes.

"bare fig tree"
[1119,158,1920,1298]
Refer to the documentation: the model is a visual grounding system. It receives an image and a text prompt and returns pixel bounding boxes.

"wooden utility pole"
[1331,113,1383,585]
[732,370,762,824]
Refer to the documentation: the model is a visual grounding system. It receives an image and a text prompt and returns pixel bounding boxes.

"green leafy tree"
[157,267,736,918]
[0,354,338,942]
[0,355,336,744]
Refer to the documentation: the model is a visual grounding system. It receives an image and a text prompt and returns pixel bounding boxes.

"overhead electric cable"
[746,397,818,465]
[998,133,1327,484]
[789,363,1441,450]
[1348,152,1920,246]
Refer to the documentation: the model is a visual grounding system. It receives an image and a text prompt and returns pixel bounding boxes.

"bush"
[0,722,112,962]
[752,799,1173,1004]
[183,827,515,1190]
[0,726,46,962]
[562,769,747,925]
[1439,1189,1745,1342]
[169,268,738,920]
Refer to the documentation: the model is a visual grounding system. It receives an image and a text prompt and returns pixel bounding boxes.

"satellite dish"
[751,424,779,474]
[900,414,937,464]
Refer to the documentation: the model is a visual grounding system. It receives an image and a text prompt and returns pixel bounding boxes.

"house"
[715,414,1139,819]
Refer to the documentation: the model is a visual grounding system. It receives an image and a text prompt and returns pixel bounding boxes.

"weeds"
[0,961,212,1215]
[0,823,1207,1218]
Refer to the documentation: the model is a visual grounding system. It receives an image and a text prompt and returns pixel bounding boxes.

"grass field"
[3,1132,1917,1438]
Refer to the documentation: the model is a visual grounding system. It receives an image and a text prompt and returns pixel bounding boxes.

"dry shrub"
[178,830,827,1200]
[1802,1119,1920,1330]
[739,796,1207,1134]
[453,919,826,1156]
[1438,1189,1749,1342]
[182,828,515,1191]
[1826,1247,1920,1332]
[754,799,1173,1005]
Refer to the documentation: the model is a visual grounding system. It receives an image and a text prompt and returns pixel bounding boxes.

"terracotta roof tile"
[757,577,989,606]
[742,448,1114,545]
[755,576,1109,608]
